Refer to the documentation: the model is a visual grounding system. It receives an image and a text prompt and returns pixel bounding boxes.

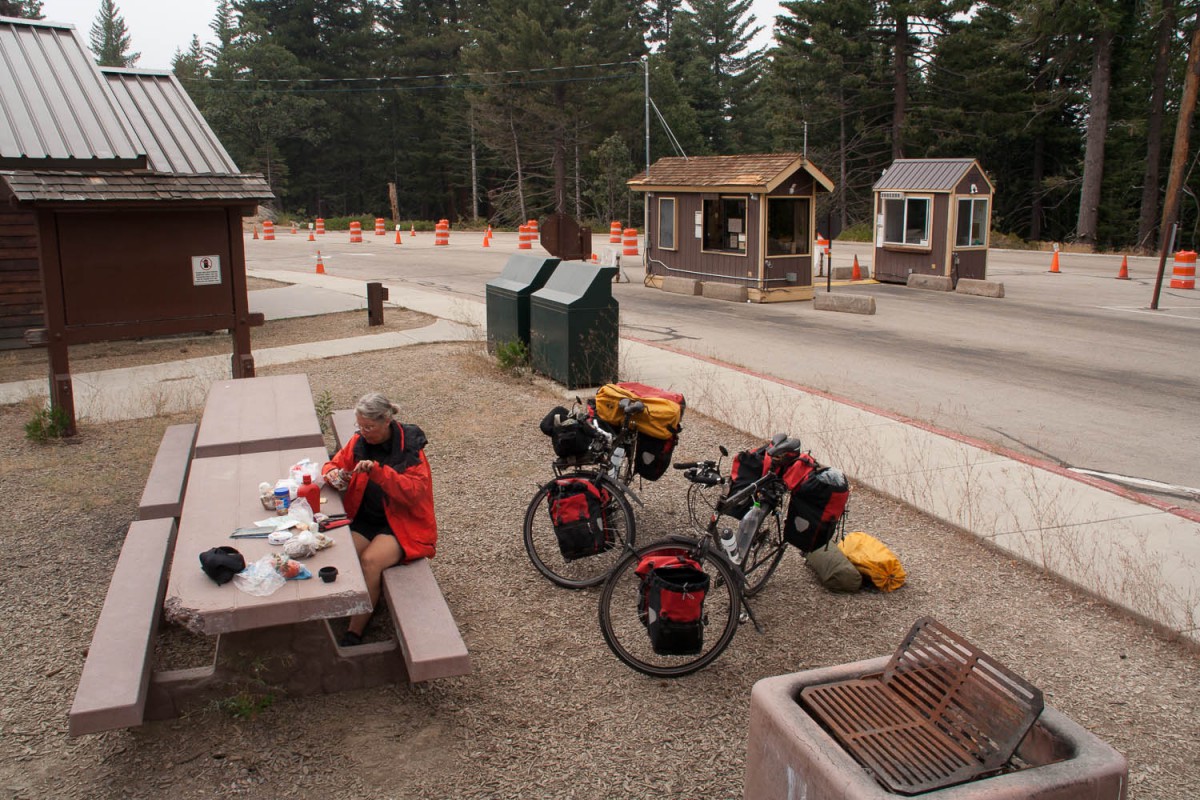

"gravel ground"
[1,334,1198,799]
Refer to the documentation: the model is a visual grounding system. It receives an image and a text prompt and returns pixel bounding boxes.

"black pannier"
[636,554,709,655]
[547,478,611,560]
[634,432,678,481]
[723,444,769,519]
[539,406,593,459]
[783,467,850,553]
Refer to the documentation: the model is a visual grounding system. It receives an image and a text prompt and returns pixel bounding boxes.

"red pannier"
[547,478,611,560]
[636,552,710,655]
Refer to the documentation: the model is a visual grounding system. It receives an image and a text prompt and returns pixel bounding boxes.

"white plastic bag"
[290,458,325,489]
[233,556,287,596]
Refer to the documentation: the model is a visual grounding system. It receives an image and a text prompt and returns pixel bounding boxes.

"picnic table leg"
[146,621,406,721]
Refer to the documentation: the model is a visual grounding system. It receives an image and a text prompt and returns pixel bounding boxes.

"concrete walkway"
[4,268,1196,647]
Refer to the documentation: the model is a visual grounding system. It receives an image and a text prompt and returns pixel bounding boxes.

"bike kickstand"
[740,598,765,634]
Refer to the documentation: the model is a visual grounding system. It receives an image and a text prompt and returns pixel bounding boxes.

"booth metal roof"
[629,153,834,194]
[873,158,991,192]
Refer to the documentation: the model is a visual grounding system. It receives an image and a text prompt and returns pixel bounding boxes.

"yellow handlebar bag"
[594,382,684,441]
[838,531,906,592]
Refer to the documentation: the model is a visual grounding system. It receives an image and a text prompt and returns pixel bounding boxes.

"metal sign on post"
[191,255,222,286]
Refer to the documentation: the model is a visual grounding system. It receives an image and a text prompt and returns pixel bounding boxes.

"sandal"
[339,630,364,647]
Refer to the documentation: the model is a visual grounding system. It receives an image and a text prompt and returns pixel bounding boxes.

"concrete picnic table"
[193,374,326,458]
[147,443,411,718]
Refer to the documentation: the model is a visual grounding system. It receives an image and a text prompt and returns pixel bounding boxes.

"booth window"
[658,197,676,250]
[703,196,748,253]
[883,196,930,247]
[766,197,811,256]
[956,197,988,247]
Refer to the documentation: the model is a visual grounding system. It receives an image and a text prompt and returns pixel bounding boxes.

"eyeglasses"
[355,418,387,434]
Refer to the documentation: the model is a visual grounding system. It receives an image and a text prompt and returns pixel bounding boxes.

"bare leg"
[346,532,403,638]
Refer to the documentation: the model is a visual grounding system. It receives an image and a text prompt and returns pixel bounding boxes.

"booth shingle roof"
[629,153,834,192]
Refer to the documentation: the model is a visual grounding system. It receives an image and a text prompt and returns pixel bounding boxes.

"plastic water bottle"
[719,527,741,564]
[736,502,766,560]
[609,445,626,480]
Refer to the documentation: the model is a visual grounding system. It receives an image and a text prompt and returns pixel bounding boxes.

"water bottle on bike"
[608,444,626,483]
[736,501,765,562]
[719,526,740,564]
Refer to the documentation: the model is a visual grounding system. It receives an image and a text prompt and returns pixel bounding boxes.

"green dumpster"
[529,263,619,389]
[485,255,560,353]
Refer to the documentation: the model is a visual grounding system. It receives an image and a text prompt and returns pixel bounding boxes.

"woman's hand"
[353,459,377,474]
[326,468,349,490]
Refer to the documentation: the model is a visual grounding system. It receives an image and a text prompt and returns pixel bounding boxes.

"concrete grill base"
[743,657,1128,800]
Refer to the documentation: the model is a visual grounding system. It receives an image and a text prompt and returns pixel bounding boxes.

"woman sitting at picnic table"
[323,392,437,647]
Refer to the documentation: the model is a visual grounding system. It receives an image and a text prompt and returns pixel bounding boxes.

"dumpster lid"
[486,255,560,294]
[530,263,618,307]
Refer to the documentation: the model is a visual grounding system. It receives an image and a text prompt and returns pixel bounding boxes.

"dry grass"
[0,337,1197,799]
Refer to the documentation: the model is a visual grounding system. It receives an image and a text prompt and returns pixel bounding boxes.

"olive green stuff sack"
[804,544,863,593]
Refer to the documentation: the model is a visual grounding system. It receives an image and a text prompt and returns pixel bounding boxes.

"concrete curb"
[701,282,749,303]
[813,293,876,315]
[956,278,1005,298]
[907,274,954,292]
[661,276,701,296]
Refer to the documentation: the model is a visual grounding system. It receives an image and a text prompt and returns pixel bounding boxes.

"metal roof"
[103,68,240,174]
[629,153,834,193]
[0,16,146,169]
[873,159,988,192]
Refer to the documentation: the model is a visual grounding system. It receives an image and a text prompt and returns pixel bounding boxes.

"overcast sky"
[39,0,784,72]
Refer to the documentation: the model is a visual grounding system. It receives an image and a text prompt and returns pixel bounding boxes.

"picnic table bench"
[68,376,469,736]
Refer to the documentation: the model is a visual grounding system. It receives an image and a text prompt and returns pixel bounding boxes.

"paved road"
[246,232,1200,510]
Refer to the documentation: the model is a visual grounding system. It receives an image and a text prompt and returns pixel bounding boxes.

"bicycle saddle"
[618,398,646,415]
[767,437,802,456]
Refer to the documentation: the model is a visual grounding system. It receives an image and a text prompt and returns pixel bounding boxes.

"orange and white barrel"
[609,221,622,243]
[375,217,386,236]
[434,219,450,246]
[349,221,363,243]
[527,219,539,236]
[1170,250,1196,289]
[262,220,275,241]
[622,227,639,257]
[315,218,326,235]
[518,224,533,250]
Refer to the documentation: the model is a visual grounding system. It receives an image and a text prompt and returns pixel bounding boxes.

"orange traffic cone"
[851,255,862,281]
[410,224,416,237]
[315,251,326,274]
[252,224,259,240]
[482,233,490,247]
[591,253,599,263]
[1049,249,1060,274]
[1115,255,1129,280]
[307,226,315,242]
[395,225,403,245]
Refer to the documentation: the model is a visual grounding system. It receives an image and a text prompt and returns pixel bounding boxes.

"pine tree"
[88,0,140,68]
[0,1,43,18]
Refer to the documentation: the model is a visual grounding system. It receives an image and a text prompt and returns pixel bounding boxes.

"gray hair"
[355,392,399,423]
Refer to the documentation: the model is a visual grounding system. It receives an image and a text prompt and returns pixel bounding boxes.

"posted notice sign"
[192,255,222,285]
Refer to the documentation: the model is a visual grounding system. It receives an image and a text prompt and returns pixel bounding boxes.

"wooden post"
[367,282,388,327]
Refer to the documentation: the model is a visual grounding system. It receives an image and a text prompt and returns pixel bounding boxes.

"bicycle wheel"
[598,537,741,677]
[524,472,636,589]
[741,511,786,597]
[685,480,724,534]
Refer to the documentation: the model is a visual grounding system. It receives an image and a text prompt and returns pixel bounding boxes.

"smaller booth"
[871,158,993,284]
[627,154,834,302]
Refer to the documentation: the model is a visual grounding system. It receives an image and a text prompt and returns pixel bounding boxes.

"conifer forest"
[36,0,1200,251]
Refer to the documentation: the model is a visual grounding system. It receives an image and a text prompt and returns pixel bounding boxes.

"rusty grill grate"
[800,617,1044,795]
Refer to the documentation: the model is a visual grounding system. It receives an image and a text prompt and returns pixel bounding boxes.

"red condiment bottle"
[297,473,320,515]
